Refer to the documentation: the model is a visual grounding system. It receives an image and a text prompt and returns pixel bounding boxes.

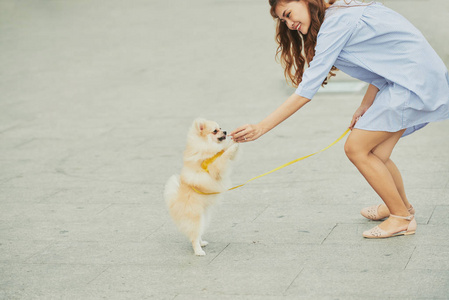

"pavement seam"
[251,204,270,222]
[320,223,338,245]
[145,221,169,240]
[0,124,23,134]
[13,138,35,149]
[426,205,437,224]
[23,239,58,263]
[96,203,113,215]
[208,243,230,265]
[404,245,417,270]
[86,266,110,286]
[283,266,304,295]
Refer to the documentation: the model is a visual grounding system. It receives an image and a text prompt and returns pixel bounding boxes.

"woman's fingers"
[230,124,256,143]
[349,117,356,129]
[230,127,248,140]
[230,126,245,136]
[349,116,361,130]
[230,125,249,137]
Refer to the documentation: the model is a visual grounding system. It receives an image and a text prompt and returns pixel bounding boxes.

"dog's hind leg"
[200,209,211,247]
[190,215,206,256]
[192,238,205,256]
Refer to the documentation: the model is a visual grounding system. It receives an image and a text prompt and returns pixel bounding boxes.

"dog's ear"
[193,118,207,132]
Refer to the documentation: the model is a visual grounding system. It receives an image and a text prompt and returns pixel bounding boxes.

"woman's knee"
[344,139,366,162]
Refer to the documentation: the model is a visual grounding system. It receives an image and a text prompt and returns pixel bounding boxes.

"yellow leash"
[192,128,350,195]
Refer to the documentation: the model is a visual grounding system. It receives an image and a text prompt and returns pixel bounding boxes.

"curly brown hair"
[269,0,337,87]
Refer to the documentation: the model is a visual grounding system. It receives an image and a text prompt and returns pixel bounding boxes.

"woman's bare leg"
[344,129,412,231]
[370,135,412,216]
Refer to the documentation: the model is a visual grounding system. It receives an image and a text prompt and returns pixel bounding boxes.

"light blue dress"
[295,1,449,136]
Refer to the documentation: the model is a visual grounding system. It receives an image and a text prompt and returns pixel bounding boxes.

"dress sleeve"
[295,15,358,99]
[370,77,387,90]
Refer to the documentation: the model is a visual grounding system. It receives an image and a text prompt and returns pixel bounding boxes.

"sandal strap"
[390,214,414,221]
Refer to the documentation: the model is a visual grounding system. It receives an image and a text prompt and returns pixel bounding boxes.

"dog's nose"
[223,131,227,136]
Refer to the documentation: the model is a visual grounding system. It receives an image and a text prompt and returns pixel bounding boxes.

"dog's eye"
[212,129,218,134]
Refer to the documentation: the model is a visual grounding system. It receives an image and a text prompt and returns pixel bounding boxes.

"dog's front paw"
[226,142,239,155]
[228,143,239,160]
[195,249,206,256]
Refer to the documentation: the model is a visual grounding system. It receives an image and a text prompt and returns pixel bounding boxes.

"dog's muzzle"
[218,131,227,142]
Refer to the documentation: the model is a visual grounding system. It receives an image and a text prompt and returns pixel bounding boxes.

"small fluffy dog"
[164,118,239,256]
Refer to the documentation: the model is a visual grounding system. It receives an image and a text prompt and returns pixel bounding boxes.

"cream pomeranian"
[164,118,239,256]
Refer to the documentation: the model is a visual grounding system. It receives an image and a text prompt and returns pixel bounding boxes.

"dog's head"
[191,118,227,144]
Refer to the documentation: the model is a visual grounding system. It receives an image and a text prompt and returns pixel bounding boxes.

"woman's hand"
[349,105,369,129]
[350,84,379,129]
[230,124,265,143]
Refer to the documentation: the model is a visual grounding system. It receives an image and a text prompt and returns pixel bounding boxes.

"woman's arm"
[361,83,379,107]
[230,93,310,143]
[349,84,379,129]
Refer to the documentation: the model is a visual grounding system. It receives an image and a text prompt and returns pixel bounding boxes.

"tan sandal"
[362,214,417,239]
[361,204,415,221]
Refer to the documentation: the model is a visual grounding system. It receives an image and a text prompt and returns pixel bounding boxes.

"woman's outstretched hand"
[230,124,264,143]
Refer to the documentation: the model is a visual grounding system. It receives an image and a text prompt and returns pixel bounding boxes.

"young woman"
[230,0,449,238]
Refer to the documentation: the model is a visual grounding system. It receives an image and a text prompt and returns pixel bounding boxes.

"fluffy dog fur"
[164,118,239,256]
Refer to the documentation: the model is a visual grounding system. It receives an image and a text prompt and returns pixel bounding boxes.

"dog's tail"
[164,174,180,206]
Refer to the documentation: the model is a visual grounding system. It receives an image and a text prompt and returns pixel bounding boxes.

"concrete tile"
[0,186,62,203]
[286,268,449,298]
[395,150,449,173]
[175,295,376,300]
[174,295,285,300]
[2,171,90,190]
[303,244,415,271]
[87,266,190,298]
[0,203,109,223]
[406,245,449,270]
[90,261,299,296]
[172,268,295,296]
[237,170,383,206]
[0,263,107,299]
[96,203,167,222]
[6,289,174,300]
[0,202,167,243]
[0,220,76,241]
[407,188,449,205]
[27,240,229,266]
[254,204,367,224]
[0,240,54,263]
[25,241,120,265]
[428,205,449,224]
[208,221,337,245]
[60,218,166,243]
[402,171,449,190]
[42,183,161,204]
[209,242,310,270]
[208,201,271,225]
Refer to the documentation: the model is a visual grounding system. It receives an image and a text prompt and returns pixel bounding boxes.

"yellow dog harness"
[191,150,225,195]
[201,150,225,173]
[191,128,350,195]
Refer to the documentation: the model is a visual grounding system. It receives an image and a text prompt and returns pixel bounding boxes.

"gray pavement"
[1,0,449,299]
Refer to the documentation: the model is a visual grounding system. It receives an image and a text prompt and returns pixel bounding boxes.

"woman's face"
[274,0,311,35]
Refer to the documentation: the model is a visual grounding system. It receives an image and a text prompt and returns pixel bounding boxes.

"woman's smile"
[275,1,311,35]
